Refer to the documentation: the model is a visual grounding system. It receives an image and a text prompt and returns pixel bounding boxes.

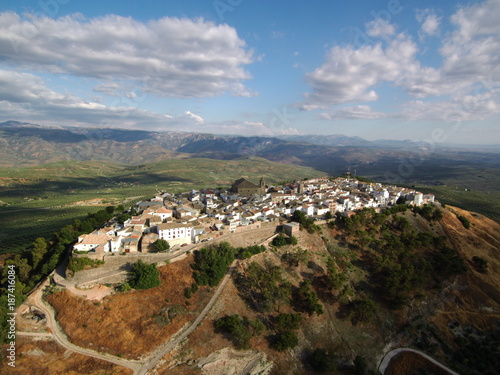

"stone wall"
[70,252,186,287]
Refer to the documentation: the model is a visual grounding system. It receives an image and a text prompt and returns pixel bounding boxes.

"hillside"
[2,121,500,186]
[6,204,499,374]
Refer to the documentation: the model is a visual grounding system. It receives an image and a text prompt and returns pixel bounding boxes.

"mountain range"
[1,120,499,188]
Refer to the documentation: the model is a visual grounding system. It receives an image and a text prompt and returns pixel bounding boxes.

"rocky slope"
[5,204,498,375]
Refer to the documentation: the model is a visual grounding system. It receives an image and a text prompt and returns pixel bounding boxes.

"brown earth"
[385,351,450,375]
[17,205,500,374]
[165,208,500,375]
[155,232,375,375]
[427,206,500,331]
[1,337,132,375]
[46,255,213,360]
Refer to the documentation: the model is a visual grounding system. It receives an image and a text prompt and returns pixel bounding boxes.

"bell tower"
[259,177,266,193]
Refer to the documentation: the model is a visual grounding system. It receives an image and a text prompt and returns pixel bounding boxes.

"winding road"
[19,231,278,374]
[378,348,461,375]
[28,277,143,373]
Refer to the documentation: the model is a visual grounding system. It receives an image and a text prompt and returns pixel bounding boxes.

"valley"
[0,122,499,375]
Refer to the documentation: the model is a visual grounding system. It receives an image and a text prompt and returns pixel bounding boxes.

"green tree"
[192,242,235,287]
[31,237,48,269]
[273,331,299,351]
[249,318,266,336]
[277,313,302,331]
[296,280,323,316]
[326,258,347,290]
[215,315,252,350]
[154,239,170,252]
[130,260,160,289]
[354,356,368,375]
[117,213,131,224]
[105,205,115,214]
[0,280,27,343]
[1,256,32,285]
[343,298,377,325]
[432,247,467,279]
[309,348,336,373]
[236,262,291,313]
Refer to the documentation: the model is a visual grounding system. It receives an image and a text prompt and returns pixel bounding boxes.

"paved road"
[22,229,279,374]
[378,348,460,375]
[138,231,278,374]
[138,262,237,375]
[28,278,143,374]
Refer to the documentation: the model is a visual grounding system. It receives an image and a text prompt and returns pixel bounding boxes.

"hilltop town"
[73,176,436,255]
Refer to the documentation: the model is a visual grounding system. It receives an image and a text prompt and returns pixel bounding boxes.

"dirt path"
[138,262,237,375]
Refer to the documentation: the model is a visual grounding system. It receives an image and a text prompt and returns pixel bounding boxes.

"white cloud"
[185,111,204,124]
[0,68,281,135]
[0,69,207,130]
[0,12,254,98]
[366,18,396,38]
[416,10,441,37]
[320,105,387,120]
[402,92,500,122]
[300,0,500,122]
[300,34,419,109]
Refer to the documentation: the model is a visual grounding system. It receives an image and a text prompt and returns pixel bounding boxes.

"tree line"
[0,205,125,344]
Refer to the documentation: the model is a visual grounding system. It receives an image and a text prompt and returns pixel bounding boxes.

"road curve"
[378,348,460,375]
[23,230,278,374]
[29,278,143,374]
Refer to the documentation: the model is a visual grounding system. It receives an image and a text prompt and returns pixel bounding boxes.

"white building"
[157,222,193,245]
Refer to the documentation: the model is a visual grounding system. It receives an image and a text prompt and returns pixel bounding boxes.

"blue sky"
[0,0,499,144]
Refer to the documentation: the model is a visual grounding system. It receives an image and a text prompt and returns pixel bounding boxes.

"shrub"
[184,283,199,299]
[154,239,170,252]
[273,331,299,351]
[309,348,335,373]
[272,234,298,247]
[129,260,160,289]
[119,282,131,292]
[276,313,302,331]
[67,257,104,274]
[472,256,488,273]
[215,315,252,350]
[457,214,471,229]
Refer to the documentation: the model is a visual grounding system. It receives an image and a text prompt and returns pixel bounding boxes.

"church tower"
[259,177,266,194]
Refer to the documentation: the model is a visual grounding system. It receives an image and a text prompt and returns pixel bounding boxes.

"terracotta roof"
[158,222,194,230]
[156,207,172,213]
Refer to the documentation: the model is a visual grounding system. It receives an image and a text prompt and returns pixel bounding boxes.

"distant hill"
[1,121,500,190]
